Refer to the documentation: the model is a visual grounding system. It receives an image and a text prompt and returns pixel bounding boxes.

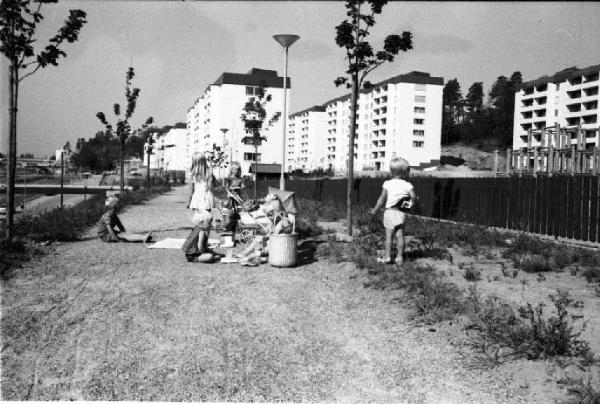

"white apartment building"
[287,105,327,172]
[513,64,600,149]
[186,68,289,179]
[287,71,444,174]
[157,128,187,172]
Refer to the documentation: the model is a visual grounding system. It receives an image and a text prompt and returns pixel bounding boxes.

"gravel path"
[2,186,539,402]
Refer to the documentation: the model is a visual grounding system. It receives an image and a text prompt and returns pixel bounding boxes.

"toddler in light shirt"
[370,157,417,265]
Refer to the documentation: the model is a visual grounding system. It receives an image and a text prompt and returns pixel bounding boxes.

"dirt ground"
[0,185,591,402]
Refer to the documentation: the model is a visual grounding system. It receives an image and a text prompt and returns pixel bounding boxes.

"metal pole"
[280,46,289,191]
[60,150,64,209]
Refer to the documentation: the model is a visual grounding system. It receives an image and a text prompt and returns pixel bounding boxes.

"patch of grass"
[560,373,600,404]
[464,266,481,282]
[468,290,591,362]
[0,185,172,277]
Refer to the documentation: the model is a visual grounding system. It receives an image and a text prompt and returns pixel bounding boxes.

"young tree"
[1,0,87,242]
[334,0,412,235]
[205,143,228,185]
[96,67,152,197]
[240,84,280,199]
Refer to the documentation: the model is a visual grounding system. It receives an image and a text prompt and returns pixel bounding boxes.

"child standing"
[97,195,152,243]
[182,152,216,262]
[370,157,417,265]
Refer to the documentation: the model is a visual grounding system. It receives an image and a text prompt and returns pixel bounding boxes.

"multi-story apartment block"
[186,68,290,178]
[286,105,327,172]
[514,64,600,150]
[287,71,443,174]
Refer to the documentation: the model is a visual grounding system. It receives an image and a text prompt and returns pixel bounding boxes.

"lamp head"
[273,34,300,48]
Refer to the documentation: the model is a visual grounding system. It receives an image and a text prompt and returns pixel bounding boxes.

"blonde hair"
[230,161,241,176]
[190,152,211,183]
[389,157,410,180]
[105,195,119,208]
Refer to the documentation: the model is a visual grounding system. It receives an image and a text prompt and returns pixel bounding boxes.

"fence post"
[506,149,512,176]
[518,149,524,176]
[533,148,539,177]
[493,150,499,176]
[571,145,576,175]
[548,145,554,177]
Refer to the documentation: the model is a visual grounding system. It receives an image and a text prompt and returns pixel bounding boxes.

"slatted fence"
[256,175,600,243]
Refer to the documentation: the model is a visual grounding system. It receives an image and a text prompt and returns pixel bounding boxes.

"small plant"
[582,267,600,283]
[468,290,592,362]
[536,273,546,283]
[500,262,510,277]
[511,269,519,278]
[516,253,554,273]
[561,373,600,404]
[570,265,580,276]
[464,266,481,282]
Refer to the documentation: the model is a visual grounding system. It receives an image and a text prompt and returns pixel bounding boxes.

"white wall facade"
[287,106,327,172]
[513,65,600,149]
[186,68,289,179]
[292,71,443,175]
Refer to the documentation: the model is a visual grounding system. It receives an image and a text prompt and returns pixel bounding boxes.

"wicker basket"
[268,233,298,267]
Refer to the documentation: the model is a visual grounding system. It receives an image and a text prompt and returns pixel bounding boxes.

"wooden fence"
[257,175,600,243]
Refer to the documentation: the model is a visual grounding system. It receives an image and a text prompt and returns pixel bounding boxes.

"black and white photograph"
[2,1,600,402]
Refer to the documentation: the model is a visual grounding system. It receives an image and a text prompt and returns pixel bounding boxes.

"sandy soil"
[0,185,585,402]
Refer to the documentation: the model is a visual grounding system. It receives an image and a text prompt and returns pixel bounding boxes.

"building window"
[413,130,425,136]
[415,83,426,91]
[414,118,425,125]
[414,107,425,113]
[245,86,260,96]
[414,95,426,103]
[413,141,424,148]
[244,152,261,161]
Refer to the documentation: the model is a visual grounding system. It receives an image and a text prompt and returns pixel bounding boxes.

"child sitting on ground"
[370,157,417,265]
[97,195,152,243]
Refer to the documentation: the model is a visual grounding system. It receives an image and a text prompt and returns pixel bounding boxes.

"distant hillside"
[441,144,506,171]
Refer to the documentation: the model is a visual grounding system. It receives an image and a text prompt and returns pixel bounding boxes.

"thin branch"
[19,63,43,82]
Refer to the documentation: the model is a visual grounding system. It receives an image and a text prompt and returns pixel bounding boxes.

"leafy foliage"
[334,0,412,90]
[441,73,523,148]
[240,83,280,198]
[1,0,87,241]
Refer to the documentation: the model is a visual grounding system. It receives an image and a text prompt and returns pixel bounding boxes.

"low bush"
[582,267,600,283]
[514,253,554,273]
[561,373,600,404]
[469,290,591,361]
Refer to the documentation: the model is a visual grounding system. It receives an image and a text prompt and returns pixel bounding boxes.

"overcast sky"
[2,1,600,157]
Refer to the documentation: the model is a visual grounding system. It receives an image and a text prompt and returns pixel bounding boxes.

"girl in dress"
[182,152,216,262]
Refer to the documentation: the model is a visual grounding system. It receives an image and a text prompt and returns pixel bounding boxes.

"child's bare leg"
[384,228,395,262]
[117,232,149,242]
[395,226,405,264]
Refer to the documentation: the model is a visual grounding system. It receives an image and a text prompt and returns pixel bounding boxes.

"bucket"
[268,233,298,267]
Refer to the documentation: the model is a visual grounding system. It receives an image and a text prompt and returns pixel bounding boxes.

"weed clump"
[464,266,482,281]
[469,290,591,362]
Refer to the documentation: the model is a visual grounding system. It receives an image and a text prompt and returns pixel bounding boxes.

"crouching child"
[97,196,152,243]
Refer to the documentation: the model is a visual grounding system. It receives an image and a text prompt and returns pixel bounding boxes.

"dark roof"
[212,67,291,89]
[289,105,327,118]
[305,70,443,112]
[248,163,282,174]
[520,63,600,90]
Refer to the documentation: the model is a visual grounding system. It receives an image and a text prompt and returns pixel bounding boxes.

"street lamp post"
[273,34,299,191]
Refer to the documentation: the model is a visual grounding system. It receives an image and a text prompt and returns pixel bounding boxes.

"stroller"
[227,186,297,246]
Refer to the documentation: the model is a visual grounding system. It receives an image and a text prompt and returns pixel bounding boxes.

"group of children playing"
[96,154,416,267]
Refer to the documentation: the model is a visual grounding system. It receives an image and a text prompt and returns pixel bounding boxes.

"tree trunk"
[346,73,358,236]
[120,138,125,198]
[6,62,18,243]
[253,143,258,199]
